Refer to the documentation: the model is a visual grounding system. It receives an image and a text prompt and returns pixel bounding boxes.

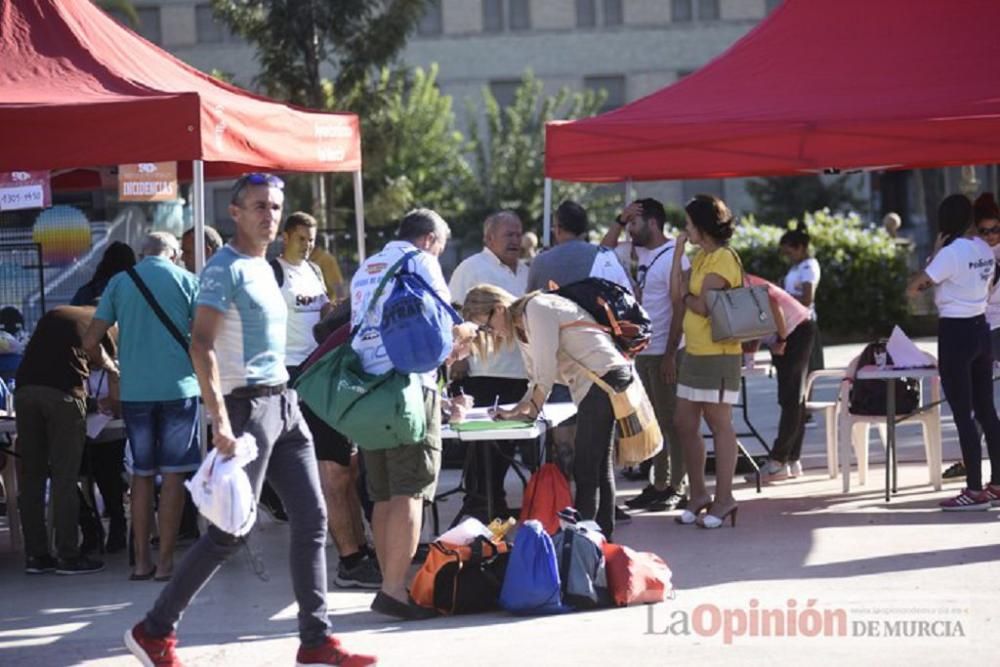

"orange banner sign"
[118,162,178,201]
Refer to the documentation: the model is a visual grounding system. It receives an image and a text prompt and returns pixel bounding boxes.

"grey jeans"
[635,353,686,492]
[145,389,330,647]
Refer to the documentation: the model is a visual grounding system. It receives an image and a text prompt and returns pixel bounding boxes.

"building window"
[603,0,623,26]
[765,0,783,13]
[672,0,718,22]
[671,0,693,22]
[135,7,162,44]
[584,75,626,113]
[509,0,531,31]
[417,0,443,36]
[483,0,504,32]
[489,79,521,109]
[195,4,232,43]
[576,0,596,27]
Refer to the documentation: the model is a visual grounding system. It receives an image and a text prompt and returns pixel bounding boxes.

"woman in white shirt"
[906,194,1000,511]
[974,193,1000,359]
[780,225,824,372]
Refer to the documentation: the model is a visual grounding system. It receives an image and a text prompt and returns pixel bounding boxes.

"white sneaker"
[788,461,803,477]
[745,459,789,483]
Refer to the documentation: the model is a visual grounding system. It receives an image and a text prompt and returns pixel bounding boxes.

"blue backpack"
[499,520,567,615]
[380,250,462,373]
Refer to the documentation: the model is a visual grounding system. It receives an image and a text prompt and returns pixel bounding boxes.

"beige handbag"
[579,367,664,467]
[705,248,777,343]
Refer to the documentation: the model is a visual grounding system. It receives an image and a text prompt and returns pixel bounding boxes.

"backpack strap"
[397,262,462,326]
[307,260,325,285]
[126,267,189,355]
[269,258,284,287]
[558,529,575,597]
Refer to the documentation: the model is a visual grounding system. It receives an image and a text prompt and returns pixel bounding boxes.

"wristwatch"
[615,215,627,226]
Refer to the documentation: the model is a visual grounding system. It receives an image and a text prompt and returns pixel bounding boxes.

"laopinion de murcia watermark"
[645,599,968,645]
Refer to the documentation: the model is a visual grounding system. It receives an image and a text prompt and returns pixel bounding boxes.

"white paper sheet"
[885,326,935,368]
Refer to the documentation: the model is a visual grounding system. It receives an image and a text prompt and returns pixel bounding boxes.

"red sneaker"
[939,488,990,512]
[295,636,377,667]
[123,622,182,666]
[983,484,1000,507]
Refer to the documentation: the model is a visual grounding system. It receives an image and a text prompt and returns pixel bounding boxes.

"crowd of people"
[7,169,1000,665]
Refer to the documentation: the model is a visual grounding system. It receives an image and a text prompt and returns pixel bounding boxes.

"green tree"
[457,71,617,244]
[353,65,473,232]
[746,173,865,226]
[209,0,430,223]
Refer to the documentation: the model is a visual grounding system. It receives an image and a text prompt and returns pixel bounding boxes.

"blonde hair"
[462,284,519,360]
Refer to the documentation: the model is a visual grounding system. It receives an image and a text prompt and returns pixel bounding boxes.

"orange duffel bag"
[601,543,672,606]
[410,536,510,615]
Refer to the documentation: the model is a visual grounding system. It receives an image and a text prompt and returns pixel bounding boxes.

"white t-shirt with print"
[350,240,451,384]
[276,257,329,366]
[925,236,995,319]
[634,241,689,356]
[590,246,634,293]
[783,257,821,319]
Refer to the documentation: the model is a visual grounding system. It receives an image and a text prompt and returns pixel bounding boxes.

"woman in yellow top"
[667,194,743,529]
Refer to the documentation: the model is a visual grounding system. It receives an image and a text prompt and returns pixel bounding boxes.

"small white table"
[438,402,578,522]
[854,365,940,502]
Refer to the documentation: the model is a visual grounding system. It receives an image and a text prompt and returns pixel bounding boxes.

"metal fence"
[0,242,45,332]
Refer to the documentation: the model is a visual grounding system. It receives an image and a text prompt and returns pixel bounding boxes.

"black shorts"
[288,365,356,467]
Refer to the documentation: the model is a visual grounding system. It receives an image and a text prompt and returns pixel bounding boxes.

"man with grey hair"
[84,232,201,582]
[180,225,223,273]
[448,210,529,519]
[350,208,478,620]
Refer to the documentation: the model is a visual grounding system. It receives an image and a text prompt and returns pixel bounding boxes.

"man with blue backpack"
[349,208,478,620]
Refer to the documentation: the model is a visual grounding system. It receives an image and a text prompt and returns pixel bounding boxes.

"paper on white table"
[886,326,935,368]
[86,412,112,439]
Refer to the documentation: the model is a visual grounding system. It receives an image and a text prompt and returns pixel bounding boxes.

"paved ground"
[1,340,998,666]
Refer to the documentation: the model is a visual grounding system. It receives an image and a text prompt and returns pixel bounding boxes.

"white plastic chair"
[804,370,843,478]
[836,354,942,493]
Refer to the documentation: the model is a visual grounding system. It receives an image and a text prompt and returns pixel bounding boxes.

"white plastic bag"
[437,517,492,546]
[185,434,259,537]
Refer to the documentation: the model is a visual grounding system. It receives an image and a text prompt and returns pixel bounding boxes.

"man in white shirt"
[602,198,689,511]
[350,209,477,620]
[449,210,530,519]
[273,212,381,590]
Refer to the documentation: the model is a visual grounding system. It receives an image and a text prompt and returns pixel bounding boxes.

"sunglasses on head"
[231,172,284,203]
[979,226,1000,236]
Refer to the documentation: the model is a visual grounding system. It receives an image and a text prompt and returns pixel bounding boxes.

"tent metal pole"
[193,160,206,274]
[353,170,366,261]
[543,177,552,246]
[625,178,634,202]
[192,159,208,467]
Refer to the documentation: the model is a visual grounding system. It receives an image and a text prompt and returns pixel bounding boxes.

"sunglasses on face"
[979,226,1000,236]
[231,172,285,204]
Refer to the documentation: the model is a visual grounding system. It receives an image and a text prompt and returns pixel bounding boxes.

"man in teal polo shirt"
[84,232,201,582]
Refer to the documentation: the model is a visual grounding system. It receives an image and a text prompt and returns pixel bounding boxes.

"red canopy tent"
[0,0,368,261]
[544,0,1000,238]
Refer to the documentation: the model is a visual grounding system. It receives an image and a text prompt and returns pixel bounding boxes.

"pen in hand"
[490,394,500,420]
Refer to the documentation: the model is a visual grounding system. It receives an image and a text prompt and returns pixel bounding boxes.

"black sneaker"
[625,485,674,510]
[55,555,105,575]
[370,591,438,621]
[334,556,383,590]
[943,461,966,479]
[614,505,632,523]
[648,490,687,512]
[25,554,57,575]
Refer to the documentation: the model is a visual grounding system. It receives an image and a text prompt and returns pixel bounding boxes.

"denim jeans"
[144,389,330,647]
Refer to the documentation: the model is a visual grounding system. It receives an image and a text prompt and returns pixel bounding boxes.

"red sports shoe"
[295,636,377,667]
[939,488,990,512]
[124,621,182,666]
